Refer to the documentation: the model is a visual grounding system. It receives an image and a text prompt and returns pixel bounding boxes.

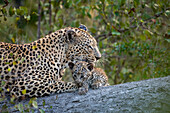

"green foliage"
[0,0,169,84]
[0,0,169,103]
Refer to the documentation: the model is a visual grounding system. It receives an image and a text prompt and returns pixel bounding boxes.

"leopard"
[69,61,109,95]
[0,25,101,99]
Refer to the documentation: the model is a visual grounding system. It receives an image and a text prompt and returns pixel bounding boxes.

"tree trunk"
[1,76,170,113]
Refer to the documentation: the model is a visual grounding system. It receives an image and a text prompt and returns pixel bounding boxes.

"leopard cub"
[69,61,109,95]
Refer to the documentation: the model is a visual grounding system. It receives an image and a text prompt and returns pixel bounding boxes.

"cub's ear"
[87,63,94,71]
[66,30,76,43]
[79,24,88,31]
[68,62,75,70]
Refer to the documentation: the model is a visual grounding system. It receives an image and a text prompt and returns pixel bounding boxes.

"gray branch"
[1,76,170,113]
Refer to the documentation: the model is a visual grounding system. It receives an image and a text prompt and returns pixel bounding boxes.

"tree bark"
[37,0,41,39]
[1,76,170,113]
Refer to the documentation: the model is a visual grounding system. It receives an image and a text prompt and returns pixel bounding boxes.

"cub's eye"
[75,69,78,73]
[80,75,84,79]
[73,74,77,78]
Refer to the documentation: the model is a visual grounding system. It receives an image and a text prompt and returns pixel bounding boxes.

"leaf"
[29,99,33,105]
[43,99,45,107]
[115,12,119,16]
[26,15,30,21]
[15,17,20,21]
[112,31,121,36]
[118,0,125,6]
[22,89,26,95]
[44,3,49,6]
[0,98,5,102]
[140,19,144,23]
[139,34,146,41]
[21,57,25,63]
[13,61,17,65]
[1,8,7,15]
[87,12,91,18]
[9,6,15,16]
[32,11,38,15]
[2,104,8,111]
[39,109,45,113]
[129,74,133,78]
[142,13,151,20]
[29,97,37,105]
[24,15,30,21]
[10,96,15,103]
[165,10,170,17]
[38,55,41,58]
[89,28,96,34]
[4,17,7,21]
[32,45,37,50]
[50,106,53,109]
[9,53,13,56]
[75,0,81,4]
[99,41,102,48]
[1,81,6,86]
[134,0,139,6]
[18,103,24,112]
[32,100,38,109]
[8,68,11,72]
[165,39,170,43]
[16,8,21,15]
[11,37,15,43]
[5,62,10,64]
[19,6,28,15]
[56,10,62,18]
[7,88,10,92]
[143,29,153,36]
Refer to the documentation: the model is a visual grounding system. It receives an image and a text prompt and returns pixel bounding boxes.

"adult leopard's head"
[66,25,101,64]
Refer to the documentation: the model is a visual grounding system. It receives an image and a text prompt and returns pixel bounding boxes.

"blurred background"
[0,0,169,85]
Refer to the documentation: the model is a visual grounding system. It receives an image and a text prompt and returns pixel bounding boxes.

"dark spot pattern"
[0,25,100,99]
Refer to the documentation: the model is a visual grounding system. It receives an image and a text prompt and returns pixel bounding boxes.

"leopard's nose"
[95,56,101,60]
[77,82,83,87]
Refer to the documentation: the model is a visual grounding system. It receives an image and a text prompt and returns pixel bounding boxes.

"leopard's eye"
[87,63,93,71]
[86,44,93,50]
[89,46,93,50]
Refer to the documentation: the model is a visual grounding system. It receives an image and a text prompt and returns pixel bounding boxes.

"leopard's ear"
[68,62,75,70]
[87,63,94,71]
[78,24,88,31]
[66,30,76,43]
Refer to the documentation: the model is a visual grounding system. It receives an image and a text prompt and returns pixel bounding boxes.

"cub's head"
[65,25,101,64]
[68,61,94,87]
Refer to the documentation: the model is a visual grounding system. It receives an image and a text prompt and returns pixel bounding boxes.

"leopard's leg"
[91,79,109,89]
[10,76,78,99]
[91,81,102,89]
[50,81,78,94]
[78,83,89,95]
[90,74,108,89]
[9,64,79,99]
[0,75,19,98]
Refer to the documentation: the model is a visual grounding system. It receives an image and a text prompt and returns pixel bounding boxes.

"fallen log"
[0,76,169,112]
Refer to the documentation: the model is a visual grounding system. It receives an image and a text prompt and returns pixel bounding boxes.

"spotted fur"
[69,61,109,95]
[0,25,101,99]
